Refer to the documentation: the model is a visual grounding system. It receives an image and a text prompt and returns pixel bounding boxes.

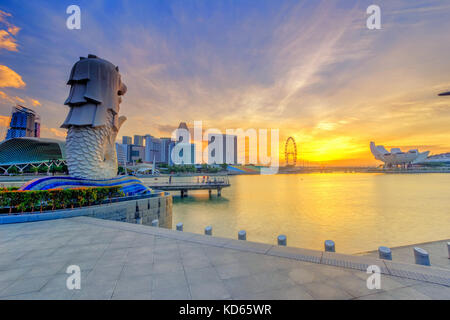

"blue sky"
[1,0,450,164]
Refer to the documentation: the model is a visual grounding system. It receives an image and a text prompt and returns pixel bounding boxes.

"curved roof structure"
[0,137,66,165]
[370,142,429,166]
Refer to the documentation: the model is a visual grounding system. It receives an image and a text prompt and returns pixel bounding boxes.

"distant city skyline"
[1,1,450,165]
[117,122,241,166]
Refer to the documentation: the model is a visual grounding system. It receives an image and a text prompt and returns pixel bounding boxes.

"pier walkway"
[0,217,448,300]
[148,176,230,197]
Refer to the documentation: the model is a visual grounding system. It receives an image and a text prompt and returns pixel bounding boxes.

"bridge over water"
[147,175,230,197]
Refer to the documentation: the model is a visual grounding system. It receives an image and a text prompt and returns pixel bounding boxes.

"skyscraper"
[115,143,128,165]
[144,135,161,163]
[169,142,196,165]
[160,137,173,164]
[130,145,145,163]
[134,135,145,146]
[207,133,238,164]
[170,122,196,165]
[122,136,132,145]
[5,105,40,140]
[34,115,41,138]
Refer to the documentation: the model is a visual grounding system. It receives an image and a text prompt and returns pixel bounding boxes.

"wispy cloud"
[1,1,449,164]
[0,90,25,104]
[0,114,9,126]
[0,114,10,139]
[0,10,20,51]
[0,65,25,88]
[40,125,66,139]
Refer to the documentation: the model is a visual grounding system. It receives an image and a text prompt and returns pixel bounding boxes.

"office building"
[130,145,145,163]
[160,138,173,164]
[207,133,238,164]
[115,143,128,165]
[144,135,161,163]
[134,135,145,146]
[5,105,40,140]
[169,122,196,165]
[122,136,132,145]
[169,142,196,165]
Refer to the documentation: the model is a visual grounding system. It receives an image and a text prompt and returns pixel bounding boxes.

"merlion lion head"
[62,54,127,130]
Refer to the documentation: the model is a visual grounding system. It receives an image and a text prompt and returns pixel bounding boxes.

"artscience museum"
[370,142,430,168]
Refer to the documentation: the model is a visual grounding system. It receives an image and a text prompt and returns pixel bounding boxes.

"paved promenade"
[0,217,449,300]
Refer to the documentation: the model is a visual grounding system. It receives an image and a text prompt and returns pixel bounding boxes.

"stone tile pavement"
[0,217,448,300]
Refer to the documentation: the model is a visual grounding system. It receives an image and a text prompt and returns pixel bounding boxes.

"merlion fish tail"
[66,112,127,180]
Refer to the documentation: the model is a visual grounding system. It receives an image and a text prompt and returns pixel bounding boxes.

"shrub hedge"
[0,186,124,214]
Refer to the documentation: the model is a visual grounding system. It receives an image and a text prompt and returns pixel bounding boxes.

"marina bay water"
[145,173,450,254]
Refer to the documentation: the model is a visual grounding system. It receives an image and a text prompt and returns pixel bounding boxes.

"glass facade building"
[122,136,132,145]
[5,106,40,140]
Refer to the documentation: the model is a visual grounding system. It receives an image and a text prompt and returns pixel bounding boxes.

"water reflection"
[153,173,450,254]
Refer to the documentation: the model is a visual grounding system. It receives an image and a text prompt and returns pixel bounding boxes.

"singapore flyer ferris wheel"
[285,137,297,166]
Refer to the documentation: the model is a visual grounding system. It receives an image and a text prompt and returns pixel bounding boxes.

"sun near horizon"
[1,1,450,167]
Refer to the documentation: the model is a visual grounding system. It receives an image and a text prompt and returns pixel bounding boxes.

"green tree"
[49,164,58,175]
[61,164,69,174]
[7,167,18,175]
[38,166,48,174]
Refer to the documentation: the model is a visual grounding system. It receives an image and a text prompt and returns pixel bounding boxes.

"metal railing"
[148,176,230,186]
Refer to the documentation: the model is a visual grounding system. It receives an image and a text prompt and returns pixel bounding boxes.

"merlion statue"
[20,55,149,195]
[61,54,127,180]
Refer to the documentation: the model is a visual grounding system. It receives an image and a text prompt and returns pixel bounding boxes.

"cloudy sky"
[0,0,449,165]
